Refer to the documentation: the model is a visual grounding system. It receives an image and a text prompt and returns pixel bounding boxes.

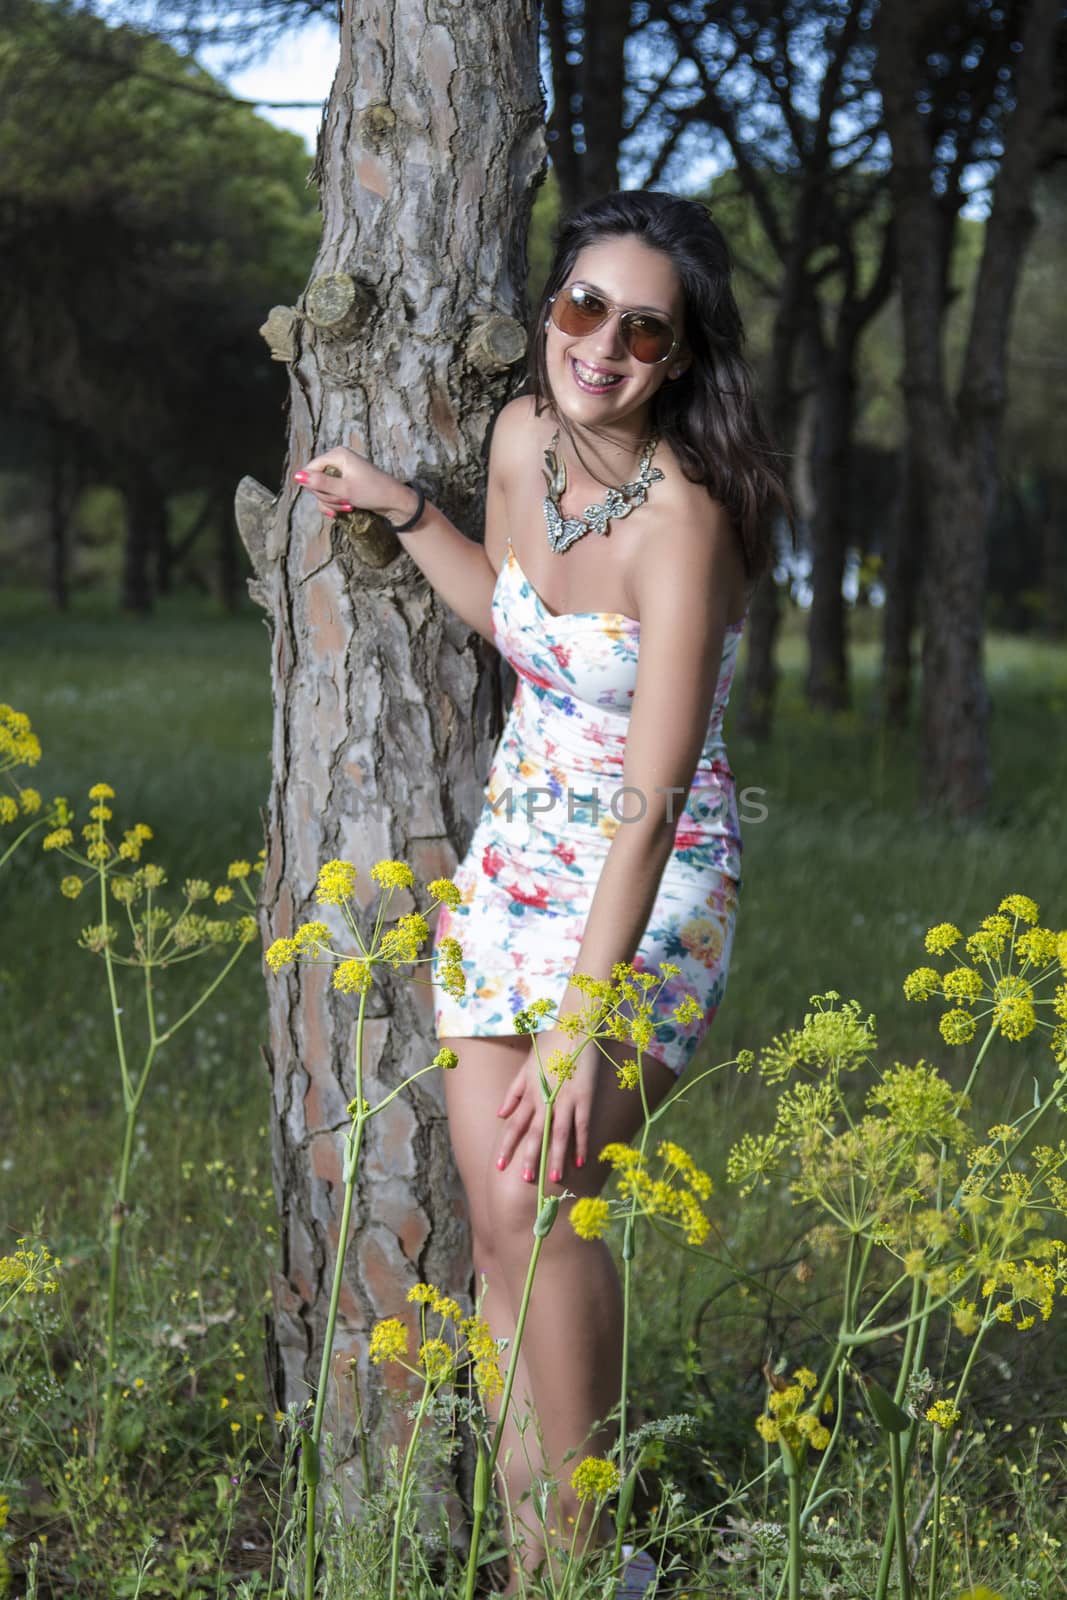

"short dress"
[431,537,746,1075]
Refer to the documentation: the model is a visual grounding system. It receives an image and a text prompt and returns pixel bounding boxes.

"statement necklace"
[542,430,664,555]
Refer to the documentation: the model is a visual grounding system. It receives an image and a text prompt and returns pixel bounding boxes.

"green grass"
[2,595,1067,1596]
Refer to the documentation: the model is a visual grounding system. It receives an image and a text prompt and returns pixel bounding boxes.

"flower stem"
[787,1466,801,1600]
[926,1473,942,1600]
[388,1378,434,1600]
[302,987,369,1600]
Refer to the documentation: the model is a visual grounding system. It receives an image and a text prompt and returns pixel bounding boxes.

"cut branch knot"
[466,312,526,374]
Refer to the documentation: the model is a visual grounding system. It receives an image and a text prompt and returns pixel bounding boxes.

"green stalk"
[0,813,47,872]
[388,1376,434,1600]
[302,987,369,1600]
[926,1473,942,1600]
[786,1465,801,1600]
[888,1430,912,1600]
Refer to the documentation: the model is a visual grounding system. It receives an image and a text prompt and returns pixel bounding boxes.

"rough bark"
[876,0,1062,817]
[234,0,544,1514]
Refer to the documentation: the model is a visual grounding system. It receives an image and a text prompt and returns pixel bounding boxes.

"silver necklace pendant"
[542,432,665,555]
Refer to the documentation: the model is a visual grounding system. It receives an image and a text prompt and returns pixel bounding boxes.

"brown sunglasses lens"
[551,288,674,364]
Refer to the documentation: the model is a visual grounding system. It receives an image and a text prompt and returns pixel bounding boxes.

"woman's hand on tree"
[292,430,417,523]
[495,1030,598,1186]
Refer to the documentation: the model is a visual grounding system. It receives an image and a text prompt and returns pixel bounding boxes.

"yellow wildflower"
[462,1314,503,1402]
[616,1058,641,1090]
[369,1317,409,1364]
[379,912,429,965]
[903,967,941,1002]
[371,859,416,891]
[334,959,373,994]
[546,1048,577,1082]
[43,827,73,850]
[1017,927,1058,965]
[570,1198,610,1240]
[942,967,984,1002]
[433,1047,459,1070]
[952,1300,980,1337]
[940,1008,977,1046]
[315,859,358,905]
[265,937,298,972]
[924,923,962,955]
[293,920,331,954]
[570,1457,620,1499]
[0,795,17,824]
[999,894,1039,925]
[60,876,85,899]
[991,975,1036,1041]
[407,1283,435,1304]
[19,787,41,814]
[88,782,115,801]
[926,1400,961,1429]
[418,1339,454,1383]
[227,860,252,880]
[213,885,234,904]
[428,877,461,908]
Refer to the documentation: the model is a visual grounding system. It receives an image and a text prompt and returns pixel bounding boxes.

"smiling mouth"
[570,357,624,392]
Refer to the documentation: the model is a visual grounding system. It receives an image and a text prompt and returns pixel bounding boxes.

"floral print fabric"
[432,538,745,1075]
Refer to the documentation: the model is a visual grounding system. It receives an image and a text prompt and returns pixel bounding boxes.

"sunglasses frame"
[546,284,680,366]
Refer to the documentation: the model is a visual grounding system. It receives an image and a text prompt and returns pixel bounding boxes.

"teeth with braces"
[573,359,621,387]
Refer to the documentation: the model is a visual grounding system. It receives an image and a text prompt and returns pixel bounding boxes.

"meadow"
[2,586,1066,1598]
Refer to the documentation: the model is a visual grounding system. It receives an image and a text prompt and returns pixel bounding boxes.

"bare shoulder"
[488,393,543,482]
[633,444,747,626]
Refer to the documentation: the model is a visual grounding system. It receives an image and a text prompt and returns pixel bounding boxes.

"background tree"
[876,0,1063,817]
[232,0,544,1511]
[0,0,319,610]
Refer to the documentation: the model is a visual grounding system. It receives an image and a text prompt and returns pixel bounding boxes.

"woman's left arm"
[495,499,744,1180]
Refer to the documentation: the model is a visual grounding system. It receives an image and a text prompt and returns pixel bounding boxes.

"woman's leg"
[440,1033,677,1584]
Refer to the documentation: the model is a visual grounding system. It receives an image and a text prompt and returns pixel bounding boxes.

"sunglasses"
[546,283,680,366]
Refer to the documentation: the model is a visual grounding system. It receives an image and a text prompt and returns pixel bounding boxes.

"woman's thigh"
[438,1033,679,1226]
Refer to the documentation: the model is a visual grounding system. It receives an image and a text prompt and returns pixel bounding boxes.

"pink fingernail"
[496,1156,506,1171]
[293,471,309,483]
[522,1167,534,1184]
[324,509,335,518]
[575,1155,585,1169]
[340,503,353,512]
[550,1169,561,1184]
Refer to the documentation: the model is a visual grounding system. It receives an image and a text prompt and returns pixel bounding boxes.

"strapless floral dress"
[431,538,745,1075]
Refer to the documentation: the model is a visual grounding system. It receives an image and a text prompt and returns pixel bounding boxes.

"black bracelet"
[387,482,426,534]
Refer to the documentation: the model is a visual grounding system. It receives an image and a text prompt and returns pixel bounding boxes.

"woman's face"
[544,234,689,439]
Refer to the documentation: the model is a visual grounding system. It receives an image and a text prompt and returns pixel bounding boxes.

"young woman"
[294,190,791,1587]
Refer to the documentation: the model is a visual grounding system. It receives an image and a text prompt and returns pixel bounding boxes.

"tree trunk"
[1039,475,1064,639]
[48,421,75,611]
[122,463,163,613]
[234,0,544,1515]
[880,442,924,726]
[877,0,1061,817]
[544,0,629,213]
[805,344,857,712]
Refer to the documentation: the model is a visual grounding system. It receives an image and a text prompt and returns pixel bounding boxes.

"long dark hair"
[527,190,794,582]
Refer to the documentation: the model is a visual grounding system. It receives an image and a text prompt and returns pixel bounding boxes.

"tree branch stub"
[465,311,527,374]
[304,272,376,340]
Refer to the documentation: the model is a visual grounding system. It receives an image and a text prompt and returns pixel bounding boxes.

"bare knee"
[484,1165,547,1251]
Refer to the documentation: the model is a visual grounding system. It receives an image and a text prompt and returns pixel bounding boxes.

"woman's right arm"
[293,396,528,642]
